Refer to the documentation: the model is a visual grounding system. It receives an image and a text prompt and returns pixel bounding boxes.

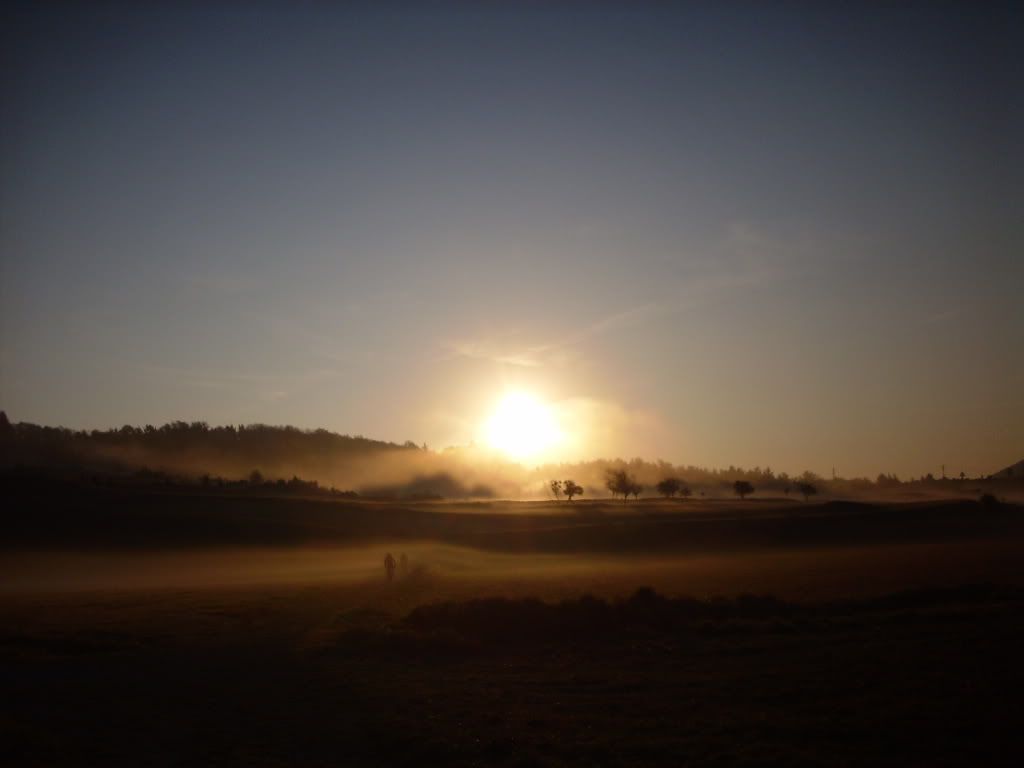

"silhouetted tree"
[876,472,901,487]
[733,480,754,500]
[248,469,264,485]
[656,477,682,498]
[550,480,563,500]
[562,480,583,501]
[679,485,692,499]
[797,482,817,501]
[628,481,642,500]
[605,468,637,501]
[605,469,625,499]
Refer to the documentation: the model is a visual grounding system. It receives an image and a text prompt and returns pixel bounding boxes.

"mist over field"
[3,1,1023,765]
[4,416,1024,767]
[5,416,1020,504]
[4,475,1024,765]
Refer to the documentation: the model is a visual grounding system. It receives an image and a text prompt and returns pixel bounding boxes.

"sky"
[1,1,1022,478]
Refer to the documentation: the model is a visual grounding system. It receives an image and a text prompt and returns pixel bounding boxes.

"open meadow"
[3,488,1023,766]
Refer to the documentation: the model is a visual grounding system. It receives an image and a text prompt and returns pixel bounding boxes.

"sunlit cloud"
[443,303,668,370]
[444,340,549,368]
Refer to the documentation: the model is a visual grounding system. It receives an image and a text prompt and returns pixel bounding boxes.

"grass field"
[2,489,1023,765]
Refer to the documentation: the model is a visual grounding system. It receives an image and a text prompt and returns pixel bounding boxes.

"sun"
[483,392,561,461]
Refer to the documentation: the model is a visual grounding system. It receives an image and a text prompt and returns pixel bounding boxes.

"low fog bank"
[5,477,1023,555]
[4,538,1023,602]
[3,415,1021,502]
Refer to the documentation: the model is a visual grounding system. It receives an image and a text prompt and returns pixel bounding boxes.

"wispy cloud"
[442,221,820,369]
[563,303,668,345]
[443,339,553,367]
[443,301,695,369]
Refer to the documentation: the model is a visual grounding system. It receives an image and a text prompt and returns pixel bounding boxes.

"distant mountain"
[991,460,1024,479]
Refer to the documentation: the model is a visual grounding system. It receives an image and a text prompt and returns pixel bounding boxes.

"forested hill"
[0,413,421,480]
[1,412,1018,501]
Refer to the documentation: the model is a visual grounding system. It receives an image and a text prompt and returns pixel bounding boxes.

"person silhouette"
[384,552,397,582]
[399,552,409,577]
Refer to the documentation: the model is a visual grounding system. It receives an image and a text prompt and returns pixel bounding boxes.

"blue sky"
[2,2,1021,477]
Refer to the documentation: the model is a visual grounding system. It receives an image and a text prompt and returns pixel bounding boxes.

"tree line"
[2,413,1002,500]
[547,469,820,502]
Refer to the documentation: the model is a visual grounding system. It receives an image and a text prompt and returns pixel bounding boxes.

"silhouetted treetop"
[605,468,639,500]
[656,477,682,498]
[733,480,754,499]
[562,479,583,501]
[797,482,818,501]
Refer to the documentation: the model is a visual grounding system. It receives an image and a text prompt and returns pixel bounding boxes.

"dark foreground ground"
[2,489,1023,766]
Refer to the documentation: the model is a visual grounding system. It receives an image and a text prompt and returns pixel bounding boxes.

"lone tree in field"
[605,468,636,501]
[656,477,682,498]
[248,469,264,485]
[733,480,754,500]
[796,482,817,501]
[679,485,692,499]
[550,480,563,500]
[562,479,583,501]
[628,481,643,500]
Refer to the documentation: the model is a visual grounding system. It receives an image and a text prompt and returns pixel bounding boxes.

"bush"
[980,493,999,509]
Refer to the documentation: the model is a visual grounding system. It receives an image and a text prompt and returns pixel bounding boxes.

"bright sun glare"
[484,392,561,461]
